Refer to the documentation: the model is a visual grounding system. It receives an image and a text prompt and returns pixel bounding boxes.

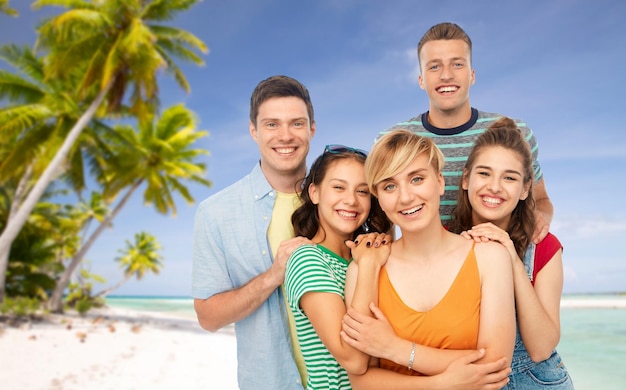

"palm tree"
[0,43,119,301]
[48,103,211,312]
[0,0,208,301]
[95,231,163,298]
[0,44,120,192]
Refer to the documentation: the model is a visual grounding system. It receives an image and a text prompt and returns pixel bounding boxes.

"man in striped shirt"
[378,22,553,244]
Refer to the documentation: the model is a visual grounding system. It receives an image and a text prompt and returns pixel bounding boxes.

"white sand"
[0,308,238,390]
[2,297,624,389]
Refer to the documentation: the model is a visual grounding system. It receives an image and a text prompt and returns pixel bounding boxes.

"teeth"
[483,196,502,205]
[276,147,295,154]
[338,210,357,218]
[401,205,422,215]
[438,86,458,93]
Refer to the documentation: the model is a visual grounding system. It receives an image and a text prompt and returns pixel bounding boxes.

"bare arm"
[338,233,392,374]
[194,236,311,332]
[464,223,562,361]
[474,242,516,365]
[513,251,563,361]
[532,178,553,244]
[301,291,370,375]
[348,351,510,390]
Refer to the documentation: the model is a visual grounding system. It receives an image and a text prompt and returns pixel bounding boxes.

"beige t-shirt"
[267,191,307,386]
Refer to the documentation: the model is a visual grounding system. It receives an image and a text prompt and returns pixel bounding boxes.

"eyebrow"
[425,56,467,65]
[380,167,430,183]
[259,116,308,122]
[406,168,429,177]
[475,165,522,176]
[329,177,368,186]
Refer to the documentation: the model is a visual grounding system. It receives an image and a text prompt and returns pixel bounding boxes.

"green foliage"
[0,296,45,318]
[0,0,18,17]
[64,269,105,315]
[0,0,210,307]
[117,231,163,279]
[102,104,211,214]
[0,44,116,194]
[1,194,62,299]
[33,0,208,120]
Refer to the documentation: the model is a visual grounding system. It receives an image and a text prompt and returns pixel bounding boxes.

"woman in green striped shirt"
[285,144,392,389]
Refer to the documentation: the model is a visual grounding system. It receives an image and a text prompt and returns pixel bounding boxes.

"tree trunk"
[0,166,33,300]
[48,181,141,313]
[0,86,110,303]
[93,274,132,299]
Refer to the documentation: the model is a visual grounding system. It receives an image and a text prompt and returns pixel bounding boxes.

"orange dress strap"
[378,243,481,376]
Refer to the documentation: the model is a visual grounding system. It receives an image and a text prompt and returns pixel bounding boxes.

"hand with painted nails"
[346,232,392,267]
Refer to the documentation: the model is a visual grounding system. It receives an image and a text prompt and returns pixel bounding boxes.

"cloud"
[552,216,626,239]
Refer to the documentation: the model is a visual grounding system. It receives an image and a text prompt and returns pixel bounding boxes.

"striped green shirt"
[378,109,542,225]
[285,244,351,390]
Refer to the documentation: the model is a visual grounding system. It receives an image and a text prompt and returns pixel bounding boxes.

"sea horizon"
[105,291,626,300]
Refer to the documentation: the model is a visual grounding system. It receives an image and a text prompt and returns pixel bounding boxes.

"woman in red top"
[451,117,574,389]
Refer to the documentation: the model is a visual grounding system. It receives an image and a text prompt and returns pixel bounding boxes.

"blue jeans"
[504,347,574,389]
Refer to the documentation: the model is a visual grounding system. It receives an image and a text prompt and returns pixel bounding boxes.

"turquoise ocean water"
[106,294,626,390]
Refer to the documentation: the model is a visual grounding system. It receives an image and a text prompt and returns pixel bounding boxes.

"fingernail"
[366,242,371,247]
[354,240,359,245]
[374,242,380,247]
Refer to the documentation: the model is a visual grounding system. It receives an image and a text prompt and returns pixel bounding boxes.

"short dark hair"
[249,75,315,125]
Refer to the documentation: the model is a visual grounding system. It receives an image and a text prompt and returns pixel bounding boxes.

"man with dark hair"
[193,75,315,389]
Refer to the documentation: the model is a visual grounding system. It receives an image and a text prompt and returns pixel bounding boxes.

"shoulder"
[196,166,262,218]
[477,110,534,134]
[288,244,324,269]
[537,232,561,248]
[291,243,321,258]
[473,241,512,268]
[377,114,427,139]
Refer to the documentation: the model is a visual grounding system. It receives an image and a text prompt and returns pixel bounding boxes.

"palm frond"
[0,71,46,103]
[141,0,198,21]
[150,24,208,57]
[0,45,45,83]
[0,104,53,134]
[37,9,110,48]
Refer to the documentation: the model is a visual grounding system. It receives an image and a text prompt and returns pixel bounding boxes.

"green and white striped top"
[285,244,351,390]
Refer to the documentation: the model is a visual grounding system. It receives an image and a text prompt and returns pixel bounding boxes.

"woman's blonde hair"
[365,130,444,196]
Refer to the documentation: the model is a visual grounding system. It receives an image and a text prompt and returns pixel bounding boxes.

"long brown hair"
[451,117,535,259]
[292,149,391,241]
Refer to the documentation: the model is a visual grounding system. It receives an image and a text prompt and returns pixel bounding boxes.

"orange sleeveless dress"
[378,245,481,376]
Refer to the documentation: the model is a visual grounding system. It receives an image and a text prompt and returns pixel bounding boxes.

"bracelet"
[408,342,416,371]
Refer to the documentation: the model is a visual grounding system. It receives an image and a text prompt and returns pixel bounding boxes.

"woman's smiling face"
[462,145,530,229]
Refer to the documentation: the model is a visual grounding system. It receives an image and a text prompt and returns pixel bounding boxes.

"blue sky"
[1,0,625,296]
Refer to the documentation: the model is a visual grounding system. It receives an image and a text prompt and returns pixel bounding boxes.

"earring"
[362,220,370,233]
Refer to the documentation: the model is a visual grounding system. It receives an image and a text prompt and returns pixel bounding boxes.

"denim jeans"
[503,333,575,389]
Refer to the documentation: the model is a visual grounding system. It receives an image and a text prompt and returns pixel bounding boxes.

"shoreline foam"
[560,297,626,309]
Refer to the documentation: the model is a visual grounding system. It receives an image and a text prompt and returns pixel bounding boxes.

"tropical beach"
[1,2,625,390]
[0,305,239,390]
[1,294,625,390]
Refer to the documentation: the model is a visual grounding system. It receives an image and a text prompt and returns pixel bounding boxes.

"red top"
[533,232,563,284]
